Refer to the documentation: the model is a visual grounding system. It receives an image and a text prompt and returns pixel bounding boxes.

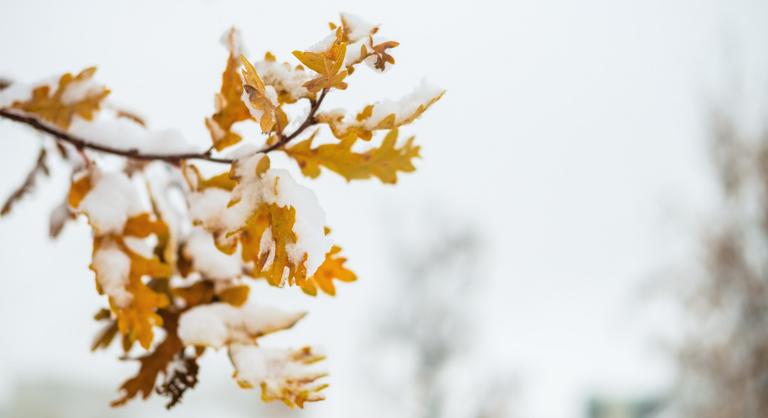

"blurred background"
[1,0,767,417]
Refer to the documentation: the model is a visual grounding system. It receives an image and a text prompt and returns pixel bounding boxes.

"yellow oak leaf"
[238,203,306,287]
[300,245,356,296]
[113,236,172,349]
[315,87,444,140]
[112,275,169,350]
[206,27,251,150]
[292,29,348,92]
[240,56,278,133]
[10,67,109,130]
[90,213,173,350]
[229,345,327,408]
[285,129,419,184]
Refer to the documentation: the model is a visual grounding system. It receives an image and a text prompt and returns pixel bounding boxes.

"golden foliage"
[206,28,251,150]
[316,89,444,141]
[239,203,304,286]
[1,14,442,411]
[300,245,356,296]
[232,346,328,408]
[240,56,279,133]
[292,29,348,92]
[286,129,419,184]
[10,67,109,129]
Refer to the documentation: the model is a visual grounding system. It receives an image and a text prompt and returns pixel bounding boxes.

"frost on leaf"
[206,27,251,150]
[70,169,173,348]
[286,128,420,184]
[253,52,313,104]
[4,67,109,129]
[178,302,325,407]
[188,154,331,288]
[315,80,444,141]
[229,345,327,408]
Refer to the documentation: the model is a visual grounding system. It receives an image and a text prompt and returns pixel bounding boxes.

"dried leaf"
[285,129,419,184]
[112,311,183,407]
[240,56,278,133]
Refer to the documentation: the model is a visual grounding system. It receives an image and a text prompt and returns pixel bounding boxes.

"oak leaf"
[285,129,419,184]
[206,28,251,150]
[300,245,356,296]
[9,67,109,129]
[292,29,348,93]
[315,85,444,140]
[229,345,327,408]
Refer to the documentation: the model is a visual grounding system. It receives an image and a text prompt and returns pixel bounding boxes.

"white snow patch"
[228,344,325,389]
[60,77,104,105]
[220,27,245,57]
[92,243,132,307]
[364,79,444,129]
[178,302,306,348]
[77,169,144,234]
[253,59,311,102]
[183,228,243,280]
[69,114,200,155]
[340,13,378,42]
[0,77,57,107]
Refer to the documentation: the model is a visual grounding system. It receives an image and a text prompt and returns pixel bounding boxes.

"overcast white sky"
[1,1,767,417]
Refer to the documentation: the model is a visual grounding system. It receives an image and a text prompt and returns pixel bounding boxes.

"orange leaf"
[10,67,109,129]
[300,245,356,296]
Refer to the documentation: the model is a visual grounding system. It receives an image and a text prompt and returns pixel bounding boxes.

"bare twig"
[0,89,329,164]
[1,148,49,216]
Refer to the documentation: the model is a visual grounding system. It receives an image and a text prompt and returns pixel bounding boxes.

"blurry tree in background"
[365,214,519,418]
[669,109,768,418]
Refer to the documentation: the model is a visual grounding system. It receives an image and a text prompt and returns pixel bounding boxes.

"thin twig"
[260,88,329,153]
[1,148,49,216]
[0,89,329,164]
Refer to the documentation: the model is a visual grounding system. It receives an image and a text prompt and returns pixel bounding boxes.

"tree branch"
[0,88,329,164]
